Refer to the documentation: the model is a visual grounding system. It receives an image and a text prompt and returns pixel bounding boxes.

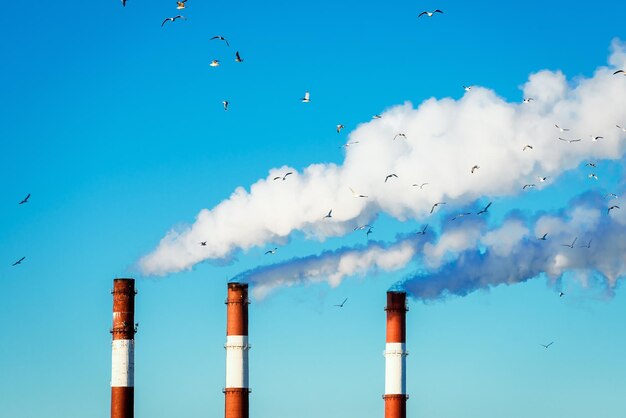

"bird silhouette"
[334,298,348,308]
[12,256,26,266]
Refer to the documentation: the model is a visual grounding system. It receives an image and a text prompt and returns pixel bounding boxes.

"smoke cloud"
[139,40,626,276]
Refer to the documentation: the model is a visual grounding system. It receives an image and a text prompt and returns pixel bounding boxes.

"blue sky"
[1,0,626,417]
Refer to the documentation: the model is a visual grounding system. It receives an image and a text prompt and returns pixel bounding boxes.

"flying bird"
[559,291,565,297]
[540,342,554,349]
[222,100,229,111]
[339,141,359,148]
[349,187,368,198]
[324,209,333,219]
[418,10,443,17]
[210,60,220,67]
[334,298,348,308]
[613,70,625,75]
[616,124,626,132]
[588,173,598,180]
[235,51,244,62]
[463,85,473,92]
[561,237,577,248]
[451,212,472,221]
[590,135,604,142]
[537,176,548,182]
[122,0,127,6]
[353,225,371,231]
[523,184,536,190]
[605,193,618,199]
[608,205,620,214]
[385,174,398,183]
[12,256,25,266]
[555,124,570,132]
[161,15,185,26]
[210,36,229,46]
[366,226,374,237]
[558,137,581,143]
[538,233,548,241]
[430,202,446,214]
[416,224,428,235]
[372,115,382,119]
[393,133,406,140]
[471,165,480,174]
[412,182,429,189]
[477,202,492,215]
[176,0,187,9]
[522,145,533,151]
[273,172,293,181]
[585,162,596,168]
[523,98,534,103]
[579,239,592,249]
[301,91,310,103]
[337,124,345,133]
[19,193,31,205]
[264,248,278,255]
[200,241,207,246]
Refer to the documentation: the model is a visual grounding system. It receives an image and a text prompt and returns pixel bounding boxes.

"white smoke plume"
[139,40,626,276]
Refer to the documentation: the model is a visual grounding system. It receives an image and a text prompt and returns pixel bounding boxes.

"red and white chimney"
[110,278,137,418]
[224,282,250,418]
[383,291,408,418]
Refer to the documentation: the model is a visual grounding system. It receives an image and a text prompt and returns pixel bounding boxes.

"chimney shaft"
[111,278,136,418]
[225,283,250,418]
[384,291,408,418]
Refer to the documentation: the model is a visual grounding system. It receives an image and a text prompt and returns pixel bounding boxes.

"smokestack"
[383,291,408,418]
[224,282,250,418]
[110,278,137,418]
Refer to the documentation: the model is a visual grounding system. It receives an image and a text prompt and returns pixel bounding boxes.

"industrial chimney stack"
[384,291,408,418]
[110,278,137,418]
[224,282,250,418]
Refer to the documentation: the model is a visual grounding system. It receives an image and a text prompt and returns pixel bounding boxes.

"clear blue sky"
[1,0,626,417]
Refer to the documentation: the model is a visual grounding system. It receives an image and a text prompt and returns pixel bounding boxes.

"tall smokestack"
[384,291,408,418]
[224,282,250,418]
[110,278,137,418]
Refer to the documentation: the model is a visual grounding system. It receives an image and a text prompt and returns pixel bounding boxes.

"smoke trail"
[139,40,626,276]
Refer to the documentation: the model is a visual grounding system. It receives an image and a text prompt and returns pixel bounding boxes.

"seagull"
[337,124,345,133]
[523,98,534,103]
[579,239,592,249]
[349,187,368,198]
[537,176,548,182]
[559,291,565,297]
[523,184,536,190]
[561,237,577,248]
[463,85,473,92]
[210,36,230,46]
[538,233,548,241]
[210,60,220,67]
[430,202,446,214]
[613,70,625,75]
[200,241,207,246]
[585,162,596,168]
[477,202,492,215]
[555,124,570,132]
[452,212,472,221]
[176,0,187,9]
[339,141,359,148]
[416,224,428,235]
[366,226,374,237]
[273,172,293,181]
[372,115,382,119]
[418,9,443,17]
[605,193,618,199]
[334,298,348,308]
[161,15,185,26]
[19,193,31,205]
[540,342,554,349]
[264,248,278,255]
[590,135,604,142]
[412,182,429,189]
[222,100,229,111]
[471,165,480,174]
[385,174,398,183]
[558,137,581,143]
[393,133,407,140]
[616,124,626,132]
[353,225,371,231]
[235,51,244,62]
[12,256,25,266]
[522,145,533,151]
[324,209,333,219]
[588,173,598,180]
[608,205,620,214]
[122,0,127,6]
[301,91,310,103]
